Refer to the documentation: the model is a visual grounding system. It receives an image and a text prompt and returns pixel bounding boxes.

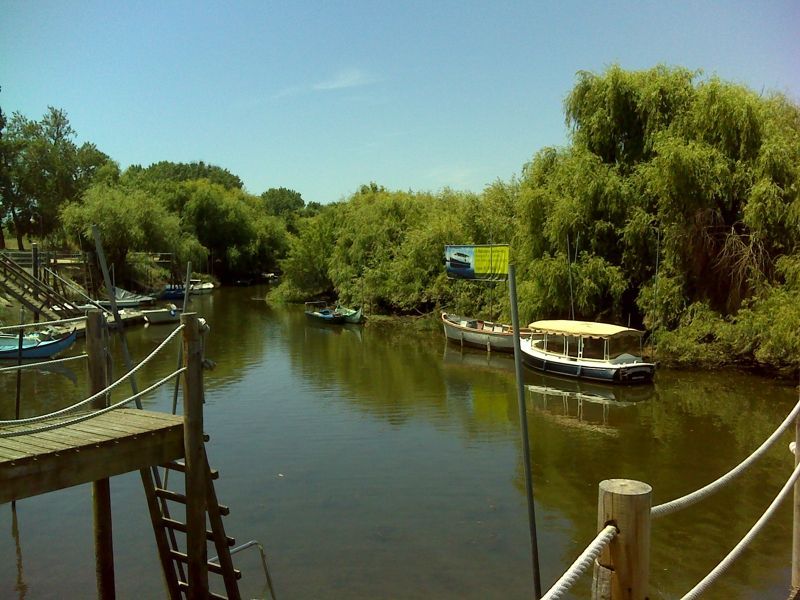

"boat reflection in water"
[526,371,656,435]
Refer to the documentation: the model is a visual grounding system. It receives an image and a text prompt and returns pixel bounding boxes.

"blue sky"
[2,1,798,204]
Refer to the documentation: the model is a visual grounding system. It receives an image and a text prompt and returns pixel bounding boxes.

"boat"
[336,305,364,324]
[304,301,346,324]
[142,304,181,324]
[96,286,155,308]
[441,312,531,353]
[160,284,187,300]
[0,329,78,360]
[519,320,655,385]
[189,279,214,295]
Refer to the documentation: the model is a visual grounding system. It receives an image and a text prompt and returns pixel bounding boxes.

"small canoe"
[0,329,78,360]
[441,312,530,353]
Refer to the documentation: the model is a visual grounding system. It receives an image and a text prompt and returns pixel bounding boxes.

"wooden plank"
[0,425,184,503]
[0,436,61,456]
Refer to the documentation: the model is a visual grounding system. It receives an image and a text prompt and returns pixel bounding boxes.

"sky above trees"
[1,1,798,204]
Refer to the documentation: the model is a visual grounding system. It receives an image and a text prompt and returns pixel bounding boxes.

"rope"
[0,353,88,373]
[0,367,186,438]
[0,324,185,425]
[652,396,800,518]
[0,316,87,332]
[680,460,800,599]
[541,525,617,600]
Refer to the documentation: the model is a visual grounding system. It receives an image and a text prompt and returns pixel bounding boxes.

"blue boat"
[304,302,346,324]
[0,329,78,360]
[160,284,187,300]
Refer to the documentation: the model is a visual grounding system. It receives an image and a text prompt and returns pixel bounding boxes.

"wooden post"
[182,312,208,599]
[87,310,116,599]
[792,416,800,591]
[593,479,651,600]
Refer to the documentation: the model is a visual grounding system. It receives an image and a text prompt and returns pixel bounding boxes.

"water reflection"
[11,505,27,599]
[1,293,797,599]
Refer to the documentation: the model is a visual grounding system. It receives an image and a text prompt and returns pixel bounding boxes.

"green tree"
[1,107,109,248]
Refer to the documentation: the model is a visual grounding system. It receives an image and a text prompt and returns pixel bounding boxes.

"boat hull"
[519,339,655,385]
[0,330,78,360]
[143,306,181,324]
[441,313,527,353]
[305,311,346,324]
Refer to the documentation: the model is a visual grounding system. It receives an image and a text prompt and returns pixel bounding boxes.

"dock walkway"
[0,408,183,504]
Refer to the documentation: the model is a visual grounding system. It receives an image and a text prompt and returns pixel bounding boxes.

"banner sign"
[444,245,509,280]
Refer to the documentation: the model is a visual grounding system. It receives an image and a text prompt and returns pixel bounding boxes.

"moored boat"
[337,305,364,324]
[189,279,214,295]
[519,320,655,385]
[441,312,530,353]
[142,304,181,324]
[0,329,78,360]
[96,286,155,308]
[304,302,346,324]
[160,284,187,300]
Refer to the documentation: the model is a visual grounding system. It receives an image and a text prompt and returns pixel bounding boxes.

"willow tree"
[515,65,800,334]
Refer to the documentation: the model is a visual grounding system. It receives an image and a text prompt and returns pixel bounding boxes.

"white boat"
[441,312,531,353]
[142,304,181,324]
[519,320,655,385]
[96,286,155,308]
[189,279,214,295]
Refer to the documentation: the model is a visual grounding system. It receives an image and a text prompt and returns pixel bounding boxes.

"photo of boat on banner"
[444,245,509,280]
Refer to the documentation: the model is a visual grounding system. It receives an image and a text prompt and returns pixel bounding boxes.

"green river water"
[1,286,798,599]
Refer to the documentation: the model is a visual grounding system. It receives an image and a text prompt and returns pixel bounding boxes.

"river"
[1,286,797,599]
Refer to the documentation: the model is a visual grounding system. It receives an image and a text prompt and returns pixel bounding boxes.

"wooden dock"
[0,313,244,599]
[0,409,183,504]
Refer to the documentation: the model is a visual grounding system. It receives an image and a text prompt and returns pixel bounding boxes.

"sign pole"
[509,263,542,599]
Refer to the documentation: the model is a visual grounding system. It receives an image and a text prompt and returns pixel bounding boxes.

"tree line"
[1,65,798,372]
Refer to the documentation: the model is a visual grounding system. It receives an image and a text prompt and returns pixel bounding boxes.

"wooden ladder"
[143,454,242,600]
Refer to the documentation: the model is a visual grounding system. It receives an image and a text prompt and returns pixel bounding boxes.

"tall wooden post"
[792,416,800,591]
[87,310,116,598]
[182,313,208,599]
[593,479,651,600]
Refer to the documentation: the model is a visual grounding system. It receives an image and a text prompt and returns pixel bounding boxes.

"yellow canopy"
[527,320,643,339]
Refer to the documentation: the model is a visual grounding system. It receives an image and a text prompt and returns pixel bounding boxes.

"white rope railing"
[680,460,800,599]
[0,353,88,373]
[0,367,186,438]
[0,315,87,332]
[652,395,800,518]
[541,525,618,600]
[0,324,185,425]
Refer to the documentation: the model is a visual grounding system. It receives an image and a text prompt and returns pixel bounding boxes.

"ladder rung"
[162,517,236,546]
[170,550,242,579]
[162,460,219,479]
[177,581,228,600]
[154,488,186,504]
[154,488,229,514]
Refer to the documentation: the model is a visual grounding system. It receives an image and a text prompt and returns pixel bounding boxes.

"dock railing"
[539,393,800,599]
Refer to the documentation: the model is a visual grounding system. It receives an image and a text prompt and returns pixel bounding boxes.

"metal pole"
[509,263,542,599]
[14,308,23,420]
[171,262,192,415]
